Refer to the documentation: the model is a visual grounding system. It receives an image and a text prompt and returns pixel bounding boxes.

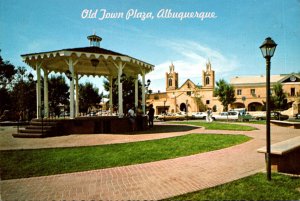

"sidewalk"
[1,123,299,200]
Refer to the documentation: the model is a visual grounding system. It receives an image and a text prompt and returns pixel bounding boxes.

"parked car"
[211,111,239,121]
[191,112,207,119]
[238,112,253,122]
[157,112,186,121]
[255,111,289,120]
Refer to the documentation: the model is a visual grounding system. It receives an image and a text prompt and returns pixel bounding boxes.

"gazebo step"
[30,121,57,126]
[19,129,51,134]
[13,119,59,138]
[25,125,54,130]
[12,133,45,138]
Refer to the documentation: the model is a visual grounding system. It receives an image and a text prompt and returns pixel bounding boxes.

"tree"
[48,75,70,116]
[10,67,36,120]
[103,75,142,111]
[192,85,206,112]
[79,82,101,113]
[0,51,16,89]
[214,79,236,111]
[271,83,288,111]
[0,52,17,115]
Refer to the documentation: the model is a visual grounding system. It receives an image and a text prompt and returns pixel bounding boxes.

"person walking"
[128,106,136,131]
[148,104,155,128]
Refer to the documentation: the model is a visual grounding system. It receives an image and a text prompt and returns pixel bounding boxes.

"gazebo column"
[141,72,146,115]
[75,74,79,117]
[66,58,78,119]
[109,76,113,115]
[43,69,49,118]
[114,61,125,117]
[134,76,138,109]
[36,63,42,119]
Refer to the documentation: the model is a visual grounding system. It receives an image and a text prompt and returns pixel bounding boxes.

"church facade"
[147,61,300,116]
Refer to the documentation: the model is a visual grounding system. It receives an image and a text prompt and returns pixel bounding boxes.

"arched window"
[205,77,210,85]
[169,78,172,86]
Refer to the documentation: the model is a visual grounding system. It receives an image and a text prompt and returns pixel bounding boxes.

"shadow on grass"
[126,124,199,135]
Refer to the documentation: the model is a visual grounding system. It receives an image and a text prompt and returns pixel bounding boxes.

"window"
[205,77,210,85]
[291,88,295,96]
[206,100,210,105]
[251,89,255,95]
[237,89,242,95]
[168,78,172,86]
[187,91,191,96]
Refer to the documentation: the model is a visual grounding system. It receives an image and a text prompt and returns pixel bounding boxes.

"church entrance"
[180,103,187,112]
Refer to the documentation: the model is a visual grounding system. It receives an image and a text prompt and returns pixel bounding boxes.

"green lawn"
[0,134,250,180]
[163,173,300,200]
[173,121,257,131]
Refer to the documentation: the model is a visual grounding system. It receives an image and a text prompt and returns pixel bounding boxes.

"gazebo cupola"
[87,34,102,47]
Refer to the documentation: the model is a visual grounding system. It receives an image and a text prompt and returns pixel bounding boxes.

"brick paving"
[1,123,299,200]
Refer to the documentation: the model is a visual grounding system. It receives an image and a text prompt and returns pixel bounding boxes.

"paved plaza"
[1,122,299,200]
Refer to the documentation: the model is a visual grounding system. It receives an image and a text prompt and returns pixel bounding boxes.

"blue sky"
[1,0,299,93]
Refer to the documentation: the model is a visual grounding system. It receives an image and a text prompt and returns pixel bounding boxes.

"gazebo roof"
[21,36,154,77]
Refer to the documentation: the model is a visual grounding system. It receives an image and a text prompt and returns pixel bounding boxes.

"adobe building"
[147,61,221,114]
[147,61,300,116]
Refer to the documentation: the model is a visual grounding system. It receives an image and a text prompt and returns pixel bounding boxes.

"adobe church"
[147,61,220,115]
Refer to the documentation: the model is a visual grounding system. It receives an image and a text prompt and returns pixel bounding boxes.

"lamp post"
[259,37,277,181]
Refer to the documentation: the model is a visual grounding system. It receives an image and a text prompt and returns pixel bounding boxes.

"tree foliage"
[48,75,70,116]
[0,52,16,89]
[103,75,142,111]
[79,82,101,113]
[271,83,288,111]
[214,79,236,111]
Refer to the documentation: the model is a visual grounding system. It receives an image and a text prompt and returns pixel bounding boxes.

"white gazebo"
[21,34,154,119]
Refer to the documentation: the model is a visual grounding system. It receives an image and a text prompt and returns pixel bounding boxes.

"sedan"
[255,111,289,120]
[157,113,186,121]
[191,112,207,119]
[212,111,239,121]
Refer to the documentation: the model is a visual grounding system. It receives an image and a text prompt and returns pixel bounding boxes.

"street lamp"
[260,37,277,181]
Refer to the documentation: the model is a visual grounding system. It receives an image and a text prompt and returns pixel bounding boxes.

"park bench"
[257,136,300,174]
[271,120,300,129]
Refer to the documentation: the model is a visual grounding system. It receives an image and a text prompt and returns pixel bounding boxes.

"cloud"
[146,39,240,92]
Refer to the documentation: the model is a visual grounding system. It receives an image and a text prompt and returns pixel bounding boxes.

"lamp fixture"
[259,37,277,58]
[28,73,34,82]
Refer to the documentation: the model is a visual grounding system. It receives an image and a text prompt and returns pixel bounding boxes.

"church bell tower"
[202,60,215,89]
[166,63,178,91]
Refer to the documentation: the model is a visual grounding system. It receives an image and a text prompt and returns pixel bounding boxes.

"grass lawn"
[0,134,250,180]
[173,121,257,131]
[163,173,300,200]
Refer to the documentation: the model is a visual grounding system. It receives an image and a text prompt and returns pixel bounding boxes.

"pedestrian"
[148,104,155,128]
[206,108,213,122]
[128,106,136,131]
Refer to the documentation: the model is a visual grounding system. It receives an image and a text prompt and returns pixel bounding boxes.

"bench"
[257,136,300,174]
[271,120,300,129]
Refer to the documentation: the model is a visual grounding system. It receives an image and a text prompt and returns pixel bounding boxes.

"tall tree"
[10,67,36,120]
[192,85,206,112]
[103,75,142,111]
[48,75,69,116]
[214,79,236,111]
[0,51,16,89]
[0,52,17,115]
[271,83,287,111]
[79,82,101,113]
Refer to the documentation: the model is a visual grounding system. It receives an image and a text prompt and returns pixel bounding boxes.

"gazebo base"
[13,116,148,138]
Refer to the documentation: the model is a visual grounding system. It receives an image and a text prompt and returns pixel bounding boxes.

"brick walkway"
[1,123,299,200]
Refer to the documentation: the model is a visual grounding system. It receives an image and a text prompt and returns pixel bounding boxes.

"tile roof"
[230,75,284,85]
